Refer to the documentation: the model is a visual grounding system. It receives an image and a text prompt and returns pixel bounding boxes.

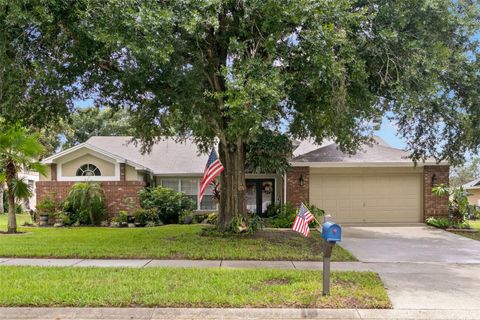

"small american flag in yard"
[292,203,314,237]
[199,148,224,203]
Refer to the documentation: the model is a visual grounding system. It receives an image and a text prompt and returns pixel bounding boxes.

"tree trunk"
[6,161,17,233]
[217,138,247,229]
[0,184,4,214]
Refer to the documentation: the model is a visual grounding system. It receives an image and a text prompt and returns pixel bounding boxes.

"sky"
[376,116,406,149]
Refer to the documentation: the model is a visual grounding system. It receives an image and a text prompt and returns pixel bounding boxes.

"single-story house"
[463,179,480,206]
[37,136,449,224]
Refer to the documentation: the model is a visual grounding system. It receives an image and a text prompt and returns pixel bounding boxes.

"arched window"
[76,164,102,177]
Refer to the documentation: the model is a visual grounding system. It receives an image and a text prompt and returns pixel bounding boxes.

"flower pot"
[39,214,49,227]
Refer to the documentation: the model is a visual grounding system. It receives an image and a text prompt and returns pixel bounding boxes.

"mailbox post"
[320,220,342,296]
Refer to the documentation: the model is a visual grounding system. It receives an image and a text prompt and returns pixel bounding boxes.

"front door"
[245,179,275,216]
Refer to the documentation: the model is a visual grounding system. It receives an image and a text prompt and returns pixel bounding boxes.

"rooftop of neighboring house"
[463,178,480,190]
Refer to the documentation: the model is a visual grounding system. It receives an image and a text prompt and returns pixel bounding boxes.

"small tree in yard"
[432,184,472,227]
[66,183,106,226]
[0,123,45,233]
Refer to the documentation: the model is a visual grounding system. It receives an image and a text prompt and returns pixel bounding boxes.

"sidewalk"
[0,257,370,270]
[1,307,479,320]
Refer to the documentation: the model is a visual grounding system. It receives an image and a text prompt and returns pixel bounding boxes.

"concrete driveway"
[341,225,480,263]
[340,225,480,310]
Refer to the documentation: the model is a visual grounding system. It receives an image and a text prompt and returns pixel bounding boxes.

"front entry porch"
[245,179,275,216]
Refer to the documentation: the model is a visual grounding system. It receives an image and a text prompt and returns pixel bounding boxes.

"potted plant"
[53,211,70,227]
[36,198,56,226]
[111,210,129,227]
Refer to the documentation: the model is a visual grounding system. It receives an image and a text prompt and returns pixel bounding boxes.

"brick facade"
[36,180,145,218]
[423,165,449,219]
[285,166,309,206]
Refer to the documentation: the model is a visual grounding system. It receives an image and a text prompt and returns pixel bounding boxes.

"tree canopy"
[62,107,136,149]
[450,157,480,190]
[0,1,78,126]
[74,0,479,164]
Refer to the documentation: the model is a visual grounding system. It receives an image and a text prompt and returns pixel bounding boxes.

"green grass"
[0,213,32,228]
[451,220,480,241]
[0,266,390,308]
[0,215,355,261]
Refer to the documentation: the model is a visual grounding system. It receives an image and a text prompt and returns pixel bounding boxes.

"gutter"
[289,161,448,168]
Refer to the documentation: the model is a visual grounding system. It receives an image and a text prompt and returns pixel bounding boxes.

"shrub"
[207,212,218,225]
[179,210,194,224]
[194,213,209,223]
[65,183,106,225]
[426,217,451,229]
[54,211,70,225]
[228,213,264,234]
[138,186,196,224]
[112,210,129,224]
[432,185,471,225]
[63,200,88,225]
[266,203,323,228]
[37,197,58,216]
[133,208,159,225]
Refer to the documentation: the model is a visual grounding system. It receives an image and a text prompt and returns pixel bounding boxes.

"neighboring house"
[463,179,480,206]
[37,136,449,224]
[1,169,39,213]
[18,169,40,211]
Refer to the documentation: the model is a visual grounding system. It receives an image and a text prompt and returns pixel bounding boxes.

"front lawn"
[0,222,355,261]
[451,220,480,241]
[0,213,32,229]
[0,266,390,308]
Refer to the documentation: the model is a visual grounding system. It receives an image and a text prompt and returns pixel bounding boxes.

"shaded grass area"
[0,213,32,229]
[0,266,390,308]
[0,223,355,261]
[451,220,480,241]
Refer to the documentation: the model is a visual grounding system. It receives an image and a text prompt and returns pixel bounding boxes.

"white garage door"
[310,173,422,223]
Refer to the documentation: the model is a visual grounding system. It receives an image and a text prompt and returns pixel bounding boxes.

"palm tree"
[0,124,45,233]
[66,183,106,225]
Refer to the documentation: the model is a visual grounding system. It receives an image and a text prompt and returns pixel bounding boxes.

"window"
[200,184,217,210]
[160,178,218,211]
[161,179,180,192]
[76,164,101,176]
[181,179,198,208]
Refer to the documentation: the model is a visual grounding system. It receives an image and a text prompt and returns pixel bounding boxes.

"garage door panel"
[310,173,422,223]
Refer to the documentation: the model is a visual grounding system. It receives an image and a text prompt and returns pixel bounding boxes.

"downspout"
[283,172,287,204]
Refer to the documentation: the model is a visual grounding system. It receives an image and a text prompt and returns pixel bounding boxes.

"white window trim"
[57,162,121,182]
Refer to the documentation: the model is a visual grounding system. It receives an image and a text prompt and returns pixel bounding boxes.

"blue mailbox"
[322,221,342,243]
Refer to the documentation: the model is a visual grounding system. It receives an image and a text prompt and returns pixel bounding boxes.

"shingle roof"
[85,136,209,175]
[463,178,480,190]
[292,139,333,157]
[44,135,443,174]
[291,141,412,163]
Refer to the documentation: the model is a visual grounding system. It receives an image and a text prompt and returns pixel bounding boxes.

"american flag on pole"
[292,203,314,237]
[199,148,224,203]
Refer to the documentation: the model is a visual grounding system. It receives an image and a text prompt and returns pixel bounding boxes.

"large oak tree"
[3,1,479,228]
[71,0,479,228]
